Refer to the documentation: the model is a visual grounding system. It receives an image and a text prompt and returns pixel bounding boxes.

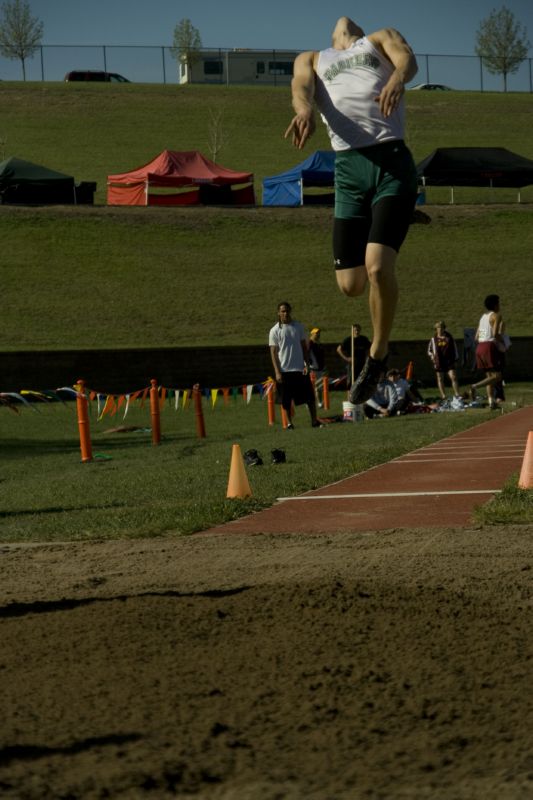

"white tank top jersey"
[477,312,496,342]
[315,36,405,151]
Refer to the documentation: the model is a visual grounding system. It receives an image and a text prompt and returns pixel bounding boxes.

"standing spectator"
[285,16,419,405]
[308,327,326,407]
[269,302,322,429]
[427,321,460,400]
[336,324,371,389]
[471,294,505,410]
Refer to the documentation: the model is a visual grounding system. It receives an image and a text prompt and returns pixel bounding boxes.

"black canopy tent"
[0,157,95,205]
[416,147,533,202]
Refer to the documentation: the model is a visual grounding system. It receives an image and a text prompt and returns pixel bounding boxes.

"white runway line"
[393,455,522,463]
[277,489,502,502]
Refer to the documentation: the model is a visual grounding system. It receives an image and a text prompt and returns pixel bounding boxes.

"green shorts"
[334,140,418,219]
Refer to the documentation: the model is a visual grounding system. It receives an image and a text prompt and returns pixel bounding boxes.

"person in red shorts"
[427,321,460,400]
[471,294,505,410]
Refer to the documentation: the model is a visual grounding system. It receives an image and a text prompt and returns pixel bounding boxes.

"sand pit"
[1,525,532,799]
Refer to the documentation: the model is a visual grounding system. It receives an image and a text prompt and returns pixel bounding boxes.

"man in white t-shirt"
[284,16,418,406]
[269,301,322,429]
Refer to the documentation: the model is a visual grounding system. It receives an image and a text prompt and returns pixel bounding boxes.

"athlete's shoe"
[349,355,388,405]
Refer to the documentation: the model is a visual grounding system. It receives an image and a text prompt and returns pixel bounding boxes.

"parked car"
[64,70,130,83]
[409,83,452,91]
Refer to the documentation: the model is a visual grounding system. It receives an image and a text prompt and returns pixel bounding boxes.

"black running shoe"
[349,355,388,405]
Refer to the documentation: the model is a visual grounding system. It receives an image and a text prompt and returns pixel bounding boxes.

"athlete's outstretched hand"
[375,73,405,118]
[284,111,316,149]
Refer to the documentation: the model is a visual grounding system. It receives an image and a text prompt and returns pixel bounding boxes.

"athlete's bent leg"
[335,265,367,297]
[365,243,398,361]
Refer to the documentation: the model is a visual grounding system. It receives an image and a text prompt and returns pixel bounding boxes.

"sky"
[2,0,532,88]
[23,0,533,53]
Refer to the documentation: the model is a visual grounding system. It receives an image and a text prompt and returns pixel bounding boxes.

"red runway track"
[204,406,532,535]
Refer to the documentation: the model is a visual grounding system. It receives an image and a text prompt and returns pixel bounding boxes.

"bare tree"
[171,18,202,83]
[475,6,529,91]
[0,0,43,80]
[207,106,228,163]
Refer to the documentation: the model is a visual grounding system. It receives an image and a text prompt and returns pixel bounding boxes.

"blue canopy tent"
[262,150,335,207]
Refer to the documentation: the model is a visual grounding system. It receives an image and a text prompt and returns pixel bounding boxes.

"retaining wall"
[0,339,530,394]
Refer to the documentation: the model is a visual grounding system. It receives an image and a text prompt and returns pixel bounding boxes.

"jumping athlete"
[285,16,419,404]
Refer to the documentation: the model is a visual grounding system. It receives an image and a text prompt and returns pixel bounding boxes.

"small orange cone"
[226,444,252,499]
[518,431,533,489]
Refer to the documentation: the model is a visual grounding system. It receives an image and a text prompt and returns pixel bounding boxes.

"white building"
[179,49,299,86]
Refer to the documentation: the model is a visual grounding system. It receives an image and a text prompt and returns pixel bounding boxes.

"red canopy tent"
[107,150,255,206]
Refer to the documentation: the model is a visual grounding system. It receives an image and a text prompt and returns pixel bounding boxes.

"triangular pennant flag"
[159,386,166,410]
[211,388,219,409]
[98,395,117,421]
[2,391,32,407]
[139,387,149,409]
[175,389,180,410]
[182,389,189,409]
[246,384,253,404]
[123,394,130,419]
[231,387,239,402]
[222,387,230,405]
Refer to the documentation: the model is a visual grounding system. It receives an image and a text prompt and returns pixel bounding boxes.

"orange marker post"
[75,379,93,463]
[322,373,330,410]
[150,379,161,446]
[193,383,207,439]
[267,381,276,426]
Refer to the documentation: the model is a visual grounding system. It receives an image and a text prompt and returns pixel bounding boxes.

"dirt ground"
[1,525,533,800]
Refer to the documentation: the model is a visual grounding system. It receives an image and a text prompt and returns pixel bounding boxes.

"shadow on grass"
[0,502,129,518]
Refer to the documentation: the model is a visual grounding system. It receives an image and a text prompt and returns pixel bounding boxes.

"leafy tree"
[171,18,202,82]
[475,6,530,91]
[0,0,43,80]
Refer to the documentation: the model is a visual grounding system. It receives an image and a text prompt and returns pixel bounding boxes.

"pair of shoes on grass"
[349,355,388,405]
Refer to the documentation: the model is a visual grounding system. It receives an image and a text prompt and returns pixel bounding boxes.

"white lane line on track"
[393,455,522,463]
[422,443,525,449]
[277,489,502,502]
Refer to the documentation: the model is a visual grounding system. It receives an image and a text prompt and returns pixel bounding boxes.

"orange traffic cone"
[518,431,533,489]
[226,444,252,499]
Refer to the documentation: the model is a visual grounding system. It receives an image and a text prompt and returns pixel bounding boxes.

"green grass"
[1,84,532,350]
[1,83,533,203]
[473,476,533,525]
[2,386,531,543]
[1,203,532,349]
[1,82,531,542]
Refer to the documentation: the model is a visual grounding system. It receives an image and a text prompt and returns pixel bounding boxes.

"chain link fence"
[0,45,532,92]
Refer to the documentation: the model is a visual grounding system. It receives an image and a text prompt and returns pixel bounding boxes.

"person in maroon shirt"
[427,321,460,400]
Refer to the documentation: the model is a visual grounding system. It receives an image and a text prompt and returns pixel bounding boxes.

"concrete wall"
[0,338,530,395]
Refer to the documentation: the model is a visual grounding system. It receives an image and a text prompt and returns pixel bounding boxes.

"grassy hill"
[1,82,533,203]
[0,83,532,350]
